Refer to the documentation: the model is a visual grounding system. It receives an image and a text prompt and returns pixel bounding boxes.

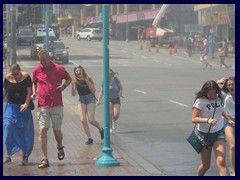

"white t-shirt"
[193,97,224,133]
[224,94,235,119]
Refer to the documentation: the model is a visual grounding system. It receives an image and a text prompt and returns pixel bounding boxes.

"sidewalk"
[3,65,165,176]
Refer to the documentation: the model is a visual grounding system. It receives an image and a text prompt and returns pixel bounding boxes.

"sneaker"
[100,129,104,140]
[110,129,113,133]
[112,121,116,130]
[3,157,11,164]
[22,154,28,165]
[85,138,93,145]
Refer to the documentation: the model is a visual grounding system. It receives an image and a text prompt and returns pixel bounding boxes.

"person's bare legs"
[53,129,63,148]
[213,141,228,176]
[87,103,102,131]
[225,126,235,176]
[197,147,212,176]
[78,104,92,139]
[39,128,48,159]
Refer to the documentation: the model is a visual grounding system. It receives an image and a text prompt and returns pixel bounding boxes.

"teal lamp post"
[96,4,120,167]
[44,4,49,50]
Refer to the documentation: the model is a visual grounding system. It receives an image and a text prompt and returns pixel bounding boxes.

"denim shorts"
[78,93,96,105]
[223,118,235,128]
[197,128,225,147]
[110,97,120,105]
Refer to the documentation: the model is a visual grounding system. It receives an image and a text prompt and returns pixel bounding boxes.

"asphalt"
[2,40,235,176]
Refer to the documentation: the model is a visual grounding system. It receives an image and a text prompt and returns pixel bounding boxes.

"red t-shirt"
[32,63,71,108]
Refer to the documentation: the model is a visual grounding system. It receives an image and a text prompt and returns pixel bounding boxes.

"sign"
[202,13,218,26]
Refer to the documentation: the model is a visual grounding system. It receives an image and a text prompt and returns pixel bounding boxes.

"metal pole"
[6,4,10,67]
[126,4,129,42]
[210,4,215,59]
[45,4,49,50]
[96,4,120,167]
[10,4,16,65]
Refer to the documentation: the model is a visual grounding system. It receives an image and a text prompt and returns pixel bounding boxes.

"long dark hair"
[221,76,235,94]
[194,80,223,103]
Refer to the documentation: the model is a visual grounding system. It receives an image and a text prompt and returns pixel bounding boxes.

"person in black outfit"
[3,63,34,165]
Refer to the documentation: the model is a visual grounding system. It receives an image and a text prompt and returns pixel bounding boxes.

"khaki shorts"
[37,106,63,130]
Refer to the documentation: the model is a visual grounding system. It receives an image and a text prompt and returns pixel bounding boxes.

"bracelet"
[207,118,212,124]
[202,118,208,123]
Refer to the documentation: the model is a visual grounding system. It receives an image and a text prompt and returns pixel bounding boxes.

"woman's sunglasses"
[12,73,19,76]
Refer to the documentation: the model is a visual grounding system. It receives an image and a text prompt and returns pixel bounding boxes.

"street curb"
[111,134,166,176]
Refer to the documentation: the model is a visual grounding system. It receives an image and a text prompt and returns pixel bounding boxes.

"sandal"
[38,159,49,168]
[57,145,65,160]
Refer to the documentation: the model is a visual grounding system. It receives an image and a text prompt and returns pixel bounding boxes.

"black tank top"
[76,80,91,96]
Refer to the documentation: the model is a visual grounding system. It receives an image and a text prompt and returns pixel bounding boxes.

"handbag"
[187,100,217,153]
[29,100,35,110]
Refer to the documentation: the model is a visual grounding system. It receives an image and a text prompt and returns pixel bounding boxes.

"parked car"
[76,28,102,41]
[53,41,69,64]
[30,28,56,60]
[16,28,34,45]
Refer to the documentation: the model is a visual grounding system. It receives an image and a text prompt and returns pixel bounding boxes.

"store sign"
[202,13,218,26]
[116,9,159,24]
[218,12,229,24]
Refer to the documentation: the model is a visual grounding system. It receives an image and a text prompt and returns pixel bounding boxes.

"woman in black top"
[71,65,103,145]
[3,64,34,165]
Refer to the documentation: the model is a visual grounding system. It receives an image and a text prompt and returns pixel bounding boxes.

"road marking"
[70,60,79,66]
[141,56,147,59]
[153,59,159,63]
[164,63,172,66]
[169,100,189,107]
[135,89,147,94]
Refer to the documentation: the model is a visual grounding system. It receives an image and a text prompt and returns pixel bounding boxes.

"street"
[10,38,235,176]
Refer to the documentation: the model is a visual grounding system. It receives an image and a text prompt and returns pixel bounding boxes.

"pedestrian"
[192,80,234,176]
[49,40,58,60]
[219,47,231,70]
[96,69,123,133]
[71,65,104,145]
[3,63,34,165]
[222,39,228,57]
[217,77,235,176]
[31,49,72,168]
[200,45,212,69]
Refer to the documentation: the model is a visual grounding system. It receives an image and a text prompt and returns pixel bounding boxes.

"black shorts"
[110,97,120,105]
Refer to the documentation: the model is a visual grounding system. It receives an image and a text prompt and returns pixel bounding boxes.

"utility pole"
[10,4,17,65]
[96,4,120,167]
[210,4,215,59]
[45,4,49,50]
[126,4,129,42]
[6,4,10,67]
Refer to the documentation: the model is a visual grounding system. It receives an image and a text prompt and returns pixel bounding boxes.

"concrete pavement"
[3,61,165,176]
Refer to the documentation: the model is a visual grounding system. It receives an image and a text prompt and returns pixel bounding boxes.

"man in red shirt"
[32,49,71,168]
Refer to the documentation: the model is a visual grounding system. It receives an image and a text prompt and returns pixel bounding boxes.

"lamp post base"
[96,147,120,167]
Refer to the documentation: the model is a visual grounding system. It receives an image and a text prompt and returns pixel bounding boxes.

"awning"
[194,4,222,11]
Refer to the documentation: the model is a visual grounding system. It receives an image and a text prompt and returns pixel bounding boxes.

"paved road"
[3,38,235,176]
